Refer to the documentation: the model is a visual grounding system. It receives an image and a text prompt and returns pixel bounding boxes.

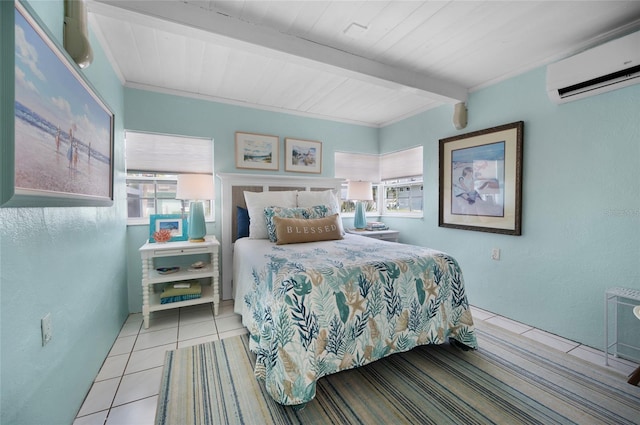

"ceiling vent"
[546,31,640,104]
[344,22,368,39]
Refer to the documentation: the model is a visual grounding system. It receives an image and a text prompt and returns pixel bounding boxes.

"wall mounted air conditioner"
[546,31,640,104]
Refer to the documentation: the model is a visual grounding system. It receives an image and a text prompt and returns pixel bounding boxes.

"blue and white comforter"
[233,235,477,406]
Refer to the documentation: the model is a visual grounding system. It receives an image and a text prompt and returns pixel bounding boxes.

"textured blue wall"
[0,1,128,424]
[379,68,640,350]
[3,3,636,422]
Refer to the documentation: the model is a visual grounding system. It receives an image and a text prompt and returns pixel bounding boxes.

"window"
[383,178,423,214]
[127,173,180,220]
[125,131,213,223]
[338,184,379,214]
[380,146,423,216]
[335,146,423,217]
[335,152,380,215]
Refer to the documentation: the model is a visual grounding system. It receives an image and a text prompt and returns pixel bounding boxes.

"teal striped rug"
[156,322,640,424]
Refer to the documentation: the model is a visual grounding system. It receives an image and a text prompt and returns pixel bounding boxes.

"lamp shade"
[175,174,214,201]
[346,181,373,201]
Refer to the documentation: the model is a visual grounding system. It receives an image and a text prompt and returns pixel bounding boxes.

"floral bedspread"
[240,235,477,406]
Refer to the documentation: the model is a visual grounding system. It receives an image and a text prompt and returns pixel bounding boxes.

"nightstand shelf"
[139,236,220,329]
[147,283,216,313]
[346,228,399,242]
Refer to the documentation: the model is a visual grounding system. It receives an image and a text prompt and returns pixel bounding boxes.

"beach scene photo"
[13,5,113,201]
[451,141,505,217]
[290,145,316,167]
[242,139,273,164]
[235,132,279,170]
[285,138,322,173]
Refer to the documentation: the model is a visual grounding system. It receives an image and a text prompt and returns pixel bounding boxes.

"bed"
[217,173,478,407]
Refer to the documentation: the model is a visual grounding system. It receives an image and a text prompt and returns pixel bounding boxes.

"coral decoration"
[153,229,172,243]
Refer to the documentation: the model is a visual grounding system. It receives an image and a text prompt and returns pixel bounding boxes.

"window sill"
[381,213,423,219]
[127,218,216,226]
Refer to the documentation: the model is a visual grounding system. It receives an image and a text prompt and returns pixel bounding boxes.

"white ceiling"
[88,1,640,127]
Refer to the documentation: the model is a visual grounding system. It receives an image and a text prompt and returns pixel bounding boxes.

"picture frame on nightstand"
[149,214,188,243]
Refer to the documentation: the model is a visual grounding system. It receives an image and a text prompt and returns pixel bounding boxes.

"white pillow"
[244,191,297,239]
[296,190,344,234]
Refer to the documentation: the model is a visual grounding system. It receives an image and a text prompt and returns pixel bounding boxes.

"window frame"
[126,172,214,225]
[380,177,423,217]
[335,146,424,219]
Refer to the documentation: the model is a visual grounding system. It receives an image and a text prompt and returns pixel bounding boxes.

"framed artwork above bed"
[439,121,523,235]
[285,138,322,173]
[235,132,279,171]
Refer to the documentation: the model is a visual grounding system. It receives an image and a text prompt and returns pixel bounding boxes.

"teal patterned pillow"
[264,205,330,242]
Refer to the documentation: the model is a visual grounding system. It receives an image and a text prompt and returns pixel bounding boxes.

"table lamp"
[176,174,214,242]
[347,180,373,230]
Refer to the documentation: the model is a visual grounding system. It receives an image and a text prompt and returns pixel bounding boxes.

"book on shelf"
[160,280,202,304]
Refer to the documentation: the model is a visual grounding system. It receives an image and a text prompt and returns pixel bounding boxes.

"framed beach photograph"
[285,138,322,174]
[439,121,523,235]
[0,1,114,208]
[149,214,188,243]
[235,132,279,171]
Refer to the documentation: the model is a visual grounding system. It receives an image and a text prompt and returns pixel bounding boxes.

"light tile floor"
[73,303,638,425]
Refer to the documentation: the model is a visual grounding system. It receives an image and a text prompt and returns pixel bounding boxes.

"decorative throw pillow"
[243,190,297,239]
[273,214,343,245]
[264,205,330,242]
[296,189,344,234]
[236,206,250,239]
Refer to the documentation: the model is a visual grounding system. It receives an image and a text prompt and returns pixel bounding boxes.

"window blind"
[125,131,213,174]
[380,146,423,180]
[334,152,380,182]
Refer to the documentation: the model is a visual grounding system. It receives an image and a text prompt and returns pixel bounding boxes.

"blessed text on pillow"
[273,214,343,245]
[264,205,331,242]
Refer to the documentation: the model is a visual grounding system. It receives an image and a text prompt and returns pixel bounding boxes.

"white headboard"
[216,173,344,300]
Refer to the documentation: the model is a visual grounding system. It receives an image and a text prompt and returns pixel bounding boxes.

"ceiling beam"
[90,0,467,104]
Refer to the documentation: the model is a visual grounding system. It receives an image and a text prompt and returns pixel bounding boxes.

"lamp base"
[354,201,367,229]
[188,201,207,242]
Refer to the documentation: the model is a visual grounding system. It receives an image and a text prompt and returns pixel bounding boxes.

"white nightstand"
[139,236,220,329]
[346,228,399,242]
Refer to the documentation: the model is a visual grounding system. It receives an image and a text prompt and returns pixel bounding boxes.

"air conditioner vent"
[558,65,640,99]
[547,31,640,104]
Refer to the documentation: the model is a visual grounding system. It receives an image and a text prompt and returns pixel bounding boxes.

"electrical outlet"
[41,313,52,346]
[491,248,501,261]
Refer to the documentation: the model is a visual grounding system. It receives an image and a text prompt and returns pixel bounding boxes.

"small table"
[629,305,640,386]
[346,228,399,242]
[604,287,640,372]
[139,236,220,329]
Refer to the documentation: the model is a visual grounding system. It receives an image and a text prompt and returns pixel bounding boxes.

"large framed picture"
[149,214,188,243]
[235,132,279,171]
[0,1,114,208]
[285,138,322,174]
[439,121,523,235]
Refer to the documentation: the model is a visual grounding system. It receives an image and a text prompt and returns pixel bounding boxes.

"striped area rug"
[156,321,640,425]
